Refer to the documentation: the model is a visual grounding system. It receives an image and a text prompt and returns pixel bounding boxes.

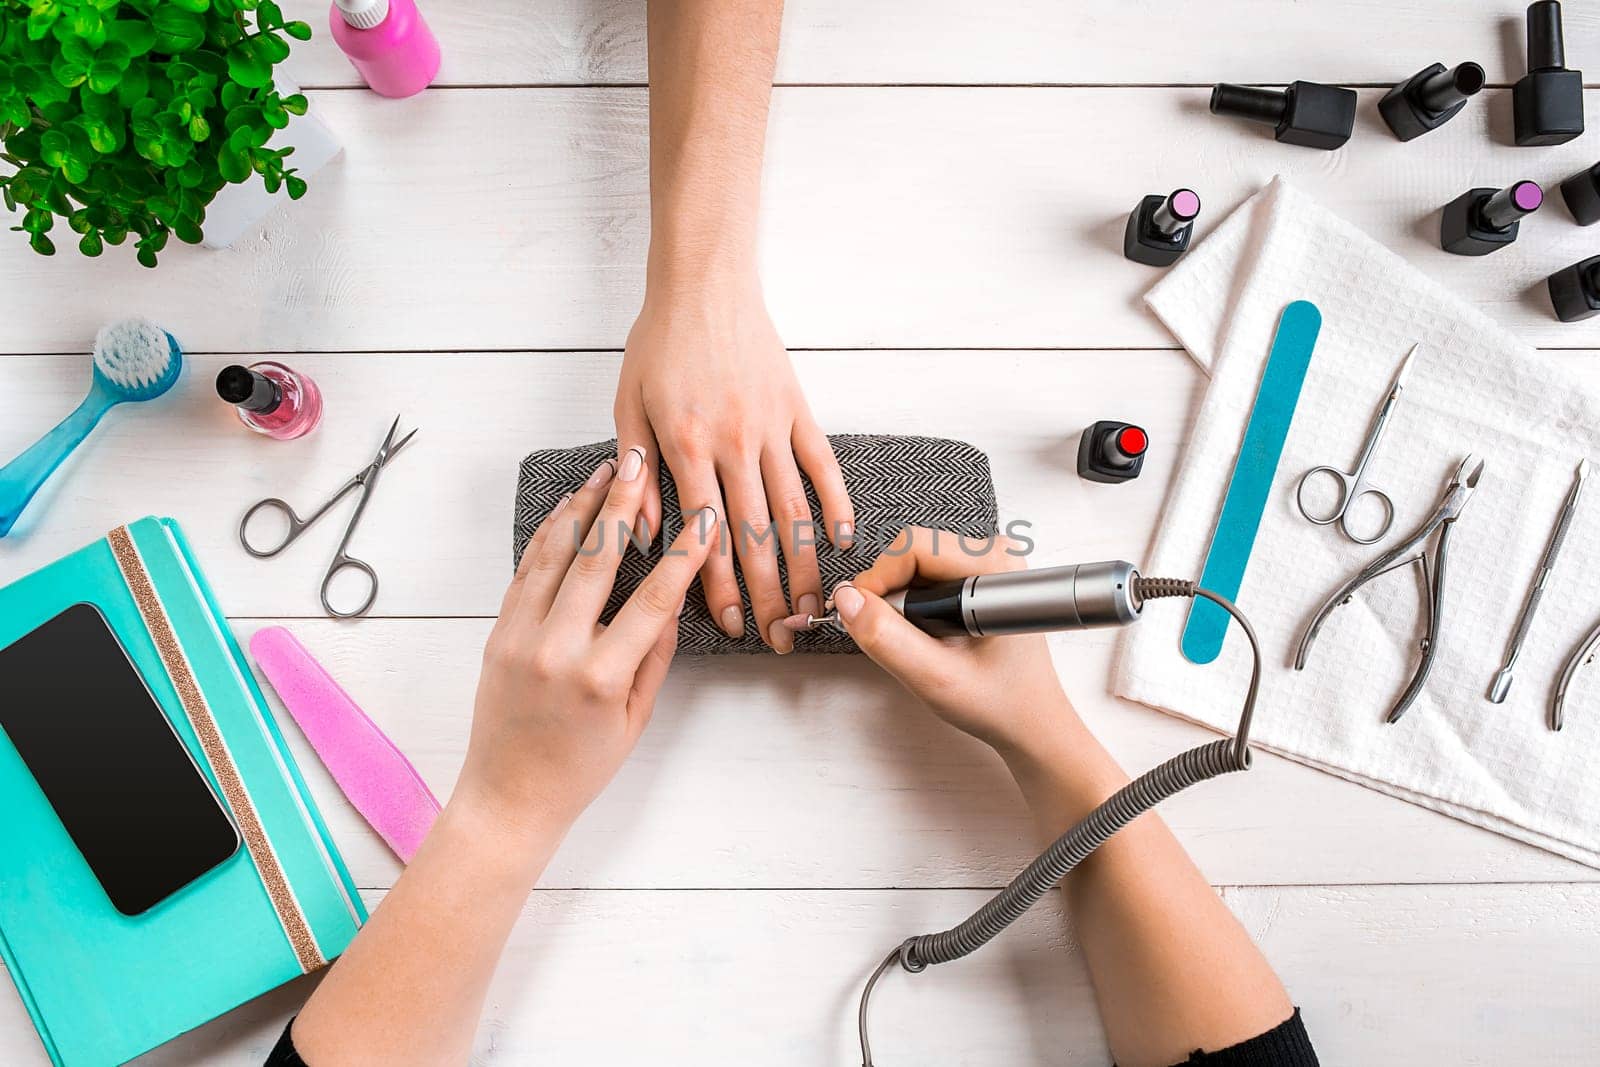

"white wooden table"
[5,2,1600,1062]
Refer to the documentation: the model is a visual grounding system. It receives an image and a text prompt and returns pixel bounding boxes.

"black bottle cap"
[217,365,282,415]
[1528,0,1567,71]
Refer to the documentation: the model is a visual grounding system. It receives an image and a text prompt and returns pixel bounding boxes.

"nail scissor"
[1294,454,1484,724]
[1295,344,1418,545]
[239,416,418,619]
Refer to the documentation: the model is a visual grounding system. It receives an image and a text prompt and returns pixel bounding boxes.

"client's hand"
[615,280,854,653]
[833,527,1076,759]
[458,445,717,834]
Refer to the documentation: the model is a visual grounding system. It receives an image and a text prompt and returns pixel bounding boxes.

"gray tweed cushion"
[515,435,998,654]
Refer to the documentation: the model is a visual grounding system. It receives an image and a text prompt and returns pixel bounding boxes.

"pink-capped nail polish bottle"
[216,362,324,440]
[330,0,441,99]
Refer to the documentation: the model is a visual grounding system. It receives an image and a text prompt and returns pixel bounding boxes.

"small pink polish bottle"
[330,0,441,99]
[216,362,324,440]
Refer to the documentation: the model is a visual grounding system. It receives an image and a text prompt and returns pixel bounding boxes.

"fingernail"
[798,593,821,619]
[549,492,573,518]
[768,619,794,654]
[720,606,745,638]
[618,446,645,482]
[837,521,855,549]
[834,583,864,622]
[586,460,617,489]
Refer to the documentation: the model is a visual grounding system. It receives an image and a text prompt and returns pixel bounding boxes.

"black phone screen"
[0,603,241,915]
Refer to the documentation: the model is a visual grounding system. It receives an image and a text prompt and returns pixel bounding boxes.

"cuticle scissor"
[238,415,418,619]
[1295,344,1419,545]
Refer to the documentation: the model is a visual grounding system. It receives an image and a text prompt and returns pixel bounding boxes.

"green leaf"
[26,11,59,42]
[40,129,70,165]
[256,32,290,65]
[85,119,121,153]
[30,231,56,256]
[216,145,250,182]
[173,217,202,244]
[168,0,212,11]
[284,173,306,200]
[49,55,87,88]
[79,230,103,256]
[108,20,158,56]
[136,243,157,267]
[187,114,209,140]
[151,7,206,53]
[87,59,123,94]
[283,20,312,42]
[225,41,271,88]
[257,1,283,28]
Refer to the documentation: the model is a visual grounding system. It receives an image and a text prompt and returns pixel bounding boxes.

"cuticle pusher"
[1488,458,1588,705]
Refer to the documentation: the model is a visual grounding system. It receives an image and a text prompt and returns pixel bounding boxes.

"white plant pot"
[202,75,342,249]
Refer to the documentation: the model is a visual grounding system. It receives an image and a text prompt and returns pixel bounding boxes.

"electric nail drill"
[1379,61,1485,141]
[1209,81,1357,150]
[804,561,1264,1066]
[1440,181,1543,256]
[1123,189,1201,267]
[1513,0,1584,147]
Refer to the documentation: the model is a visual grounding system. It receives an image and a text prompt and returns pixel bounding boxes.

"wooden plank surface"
[278,0,1600,88]
[6,88,1600,353]
[0,884,1590,1066]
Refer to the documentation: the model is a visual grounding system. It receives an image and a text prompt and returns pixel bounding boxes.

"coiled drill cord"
[857,578,1261,1065]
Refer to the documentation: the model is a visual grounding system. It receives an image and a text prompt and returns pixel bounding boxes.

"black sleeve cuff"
[1172,1008,1319,1067]
[265,1019,307,1067]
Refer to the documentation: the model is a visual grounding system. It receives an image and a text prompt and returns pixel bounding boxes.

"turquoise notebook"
[0,517,365,1066]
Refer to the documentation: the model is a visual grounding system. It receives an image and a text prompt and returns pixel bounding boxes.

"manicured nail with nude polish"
[833,583,864,622]
[586,460,616,489]
[767,619,794,654]
[798,593,821,620]
[549,492,573,518]
[837,521,856,550]
[720,606,745,638]
[618,447,645,482]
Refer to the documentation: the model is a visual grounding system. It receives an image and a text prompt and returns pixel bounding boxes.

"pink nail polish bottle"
[216,362,324,440]
[330,0,441,99]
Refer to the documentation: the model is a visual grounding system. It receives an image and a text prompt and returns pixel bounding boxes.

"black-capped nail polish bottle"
[1123,189,1201,267]
[1559,163,1600,225]
[1379,62,1485,141]
[1548,256,1600,322]
[1513,1,1584,146]
[1440,181,1543,256]
[1078,422,1147,484]
[1210,81,1357,150]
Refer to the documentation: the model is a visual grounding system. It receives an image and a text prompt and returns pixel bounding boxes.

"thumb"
[834,583,948,695]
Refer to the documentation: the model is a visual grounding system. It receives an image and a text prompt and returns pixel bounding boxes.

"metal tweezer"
[1488,459,1588,706]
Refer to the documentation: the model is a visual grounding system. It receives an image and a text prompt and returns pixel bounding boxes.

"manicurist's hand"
[834,527,1300,1067]
[616,281,853,655]
[459,445,719,833]
[831,527,1076,760]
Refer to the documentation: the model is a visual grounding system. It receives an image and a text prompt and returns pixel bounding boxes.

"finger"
[500,491,573,622]
[549,444,651,626]
[604,510,716,670]
[761,445,824,623]
[614,402,662,550]
[832,582,950,693]
[518,457,618,618]
[849,526,1022,599]
[792,418,854,549]
[662,446,742,639]
[721,462,790,653]
[626,601,682,738]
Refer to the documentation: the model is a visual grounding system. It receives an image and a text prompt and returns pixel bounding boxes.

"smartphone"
[0,603,241,915]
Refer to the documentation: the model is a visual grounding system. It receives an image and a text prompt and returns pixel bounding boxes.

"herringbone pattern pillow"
[515,435,998,654]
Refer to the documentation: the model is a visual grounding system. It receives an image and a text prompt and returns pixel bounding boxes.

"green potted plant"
[1,0,321,266]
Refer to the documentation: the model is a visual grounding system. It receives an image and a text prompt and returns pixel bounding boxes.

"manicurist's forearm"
[288,791,570,1066]
[1003,715,1293,1067]
[645,0,784,286]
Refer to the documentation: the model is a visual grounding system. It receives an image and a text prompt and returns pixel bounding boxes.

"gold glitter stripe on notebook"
[107,524,325,973]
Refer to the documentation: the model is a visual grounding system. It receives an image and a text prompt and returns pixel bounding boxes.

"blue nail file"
[1181,300,1321,664]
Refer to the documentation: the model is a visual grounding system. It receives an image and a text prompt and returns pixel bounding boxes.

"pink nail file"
[250,626,441,863]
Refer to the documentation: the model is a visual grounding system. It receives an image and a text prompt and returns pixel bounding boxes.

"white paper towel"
[1113,177,1600,868]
